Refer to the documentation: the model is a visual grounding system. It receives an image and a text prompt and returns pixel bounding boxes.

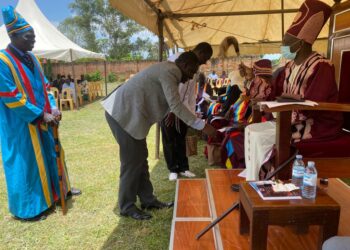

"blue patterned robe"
[0,47,71,219]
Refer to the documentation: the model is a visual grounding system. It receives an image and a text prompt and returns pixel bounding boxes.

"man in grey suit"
[102,52,217,220]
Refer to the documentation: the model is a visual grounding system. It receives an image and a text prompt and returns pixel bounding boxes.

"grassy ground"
[0,82,212,250]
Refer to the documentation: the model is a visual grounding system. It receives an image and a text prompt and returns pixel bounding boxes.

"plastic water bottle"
[302,161,317,199]
[291,155,305,188]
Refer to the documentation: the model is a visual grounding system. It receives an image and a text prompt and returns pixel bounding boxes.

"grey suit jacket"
[102,61,197,139]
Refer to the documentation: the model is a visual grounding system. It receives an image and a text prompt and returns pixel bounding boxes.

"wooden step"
[175,179,211,218]
[170,179,217,250]
[170,221,216,250]
[205,169,249,249]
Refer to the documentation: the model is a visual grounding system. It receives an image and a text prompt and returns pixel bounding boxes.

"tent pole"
[104,60,107,96]
[281,0,285,40]
[168,8,299,18]
[155,15,164,160]
[70,49,79,109]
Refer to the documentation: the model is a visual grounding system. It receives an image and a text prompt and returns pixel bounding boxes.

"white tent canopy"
[0,0,105,62]
[110,0,335,55]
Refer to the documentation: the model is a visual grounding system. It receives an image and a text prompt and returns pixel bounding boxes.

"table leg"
[317,211,340,250]
[250,211,268,250]
[239,201,249,234]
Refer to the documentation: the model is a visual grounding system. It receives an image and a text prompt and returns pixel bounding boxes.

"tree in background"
[58,0,158,61]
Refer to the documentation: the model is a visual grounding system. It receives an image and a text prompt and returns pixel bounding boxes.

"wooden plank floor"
[176,179,211,218]
[206,169,319,250]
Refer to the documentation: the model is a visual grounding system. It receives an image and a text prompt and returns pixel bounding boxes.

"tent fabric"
[110,0,334,55]
[0,0,105,62]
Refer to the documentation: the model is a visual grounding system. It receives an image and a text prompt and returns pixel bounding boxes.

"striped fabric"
[207,102,222,116]
[231,96,249,123]
[283,53,328,97]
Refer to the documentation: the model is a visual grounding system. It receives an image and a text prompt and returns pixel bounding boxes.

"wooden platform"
[170,169,350,250]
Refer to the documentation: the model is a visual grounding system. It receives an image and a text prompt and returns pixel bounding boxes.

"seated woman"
[205,59,273,168]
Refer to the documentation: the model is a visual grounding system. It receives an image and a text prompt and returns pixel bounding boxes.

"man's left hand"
[52,109,62,121]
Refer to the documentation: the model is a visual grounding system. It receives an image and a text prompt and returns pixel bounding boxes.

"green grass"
[0,82,212,250]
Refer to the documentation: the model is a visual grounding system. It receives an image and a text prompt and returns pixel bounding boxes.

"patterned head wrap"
[286,0,332,44]
[2,6,33,36]
[253,59,272,77]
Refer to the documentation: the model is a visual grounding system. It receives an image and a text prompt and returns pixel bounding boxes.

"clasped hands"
[43,109,61,125]
[165,112,217,137]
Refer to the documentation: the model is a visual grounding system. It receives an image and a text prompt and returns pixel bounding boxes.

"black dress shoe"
[141,200,174,210]
[67,187,82,196]
[120,208,152,220]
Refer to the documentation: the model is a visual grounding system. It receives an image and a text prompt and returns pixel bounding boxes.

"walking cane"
[53,124,67,215]
[196,148,298,240]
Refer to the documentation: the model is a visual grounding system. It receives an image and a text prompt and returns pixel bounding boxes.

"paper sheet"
[258,100,318,110]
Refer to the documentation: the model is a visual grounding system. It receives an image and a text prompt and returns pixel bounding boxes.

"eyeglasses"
[20,33,35,42]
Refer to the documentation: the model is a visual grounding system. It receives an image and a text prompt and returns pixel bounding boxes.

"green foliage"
[42,59,53,79]
[107,72,117,82]
[58,18,86,48]
[85,71,102,81]
[58,0,159,60]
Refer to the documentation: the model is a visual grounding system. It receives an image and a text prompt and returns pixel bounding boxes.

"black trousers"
[161,118,189,173]
[105,112,156,213]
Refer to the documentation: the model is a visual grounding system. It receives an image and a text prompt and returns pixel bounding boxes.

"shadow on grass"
[100,160,175,250]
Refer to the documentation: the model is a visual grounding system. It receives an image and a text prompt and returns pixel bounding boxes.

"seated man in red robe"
[244,0,343,180]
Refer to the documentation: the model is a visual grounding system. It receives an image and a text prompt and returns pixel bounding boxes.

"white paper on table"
[258,100,318,110]
[238,169,247,178]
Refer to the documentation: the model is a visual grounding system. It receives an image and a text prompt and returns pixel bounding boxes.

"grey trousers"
[105,112,156,213]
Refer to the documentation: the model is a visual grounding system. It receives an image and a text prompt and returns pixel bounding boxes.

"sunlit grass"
[0,82,212,250]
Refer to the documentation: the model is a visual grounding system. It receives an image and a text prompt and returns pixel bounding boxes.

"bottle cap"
[307,161,315,167]
[296,154,303,159]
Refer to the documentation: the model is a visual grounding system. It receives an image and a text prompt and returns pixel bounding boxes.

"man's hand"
[43,112,58,125]
[52,109,62,121]
[195,112,203,118]
[165,112,175,127]
[202,123,217,137]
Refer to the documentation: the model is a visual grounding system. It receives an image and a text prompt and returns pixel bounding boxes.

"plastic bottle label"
[292,167,304,178]
[303,174,317,186]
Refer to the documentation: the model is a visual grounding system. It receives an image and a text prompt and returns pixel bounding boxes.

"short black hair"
[193,42,213,55]
[175,51,199,65]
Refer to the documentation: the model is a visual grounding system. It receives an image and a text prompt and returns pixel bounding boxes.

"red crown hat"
[253,59,272,77]
[286,0,332,44]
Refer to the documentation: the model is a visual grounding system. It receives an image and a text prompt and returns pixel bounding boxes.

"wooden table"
[239,182,340,250]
